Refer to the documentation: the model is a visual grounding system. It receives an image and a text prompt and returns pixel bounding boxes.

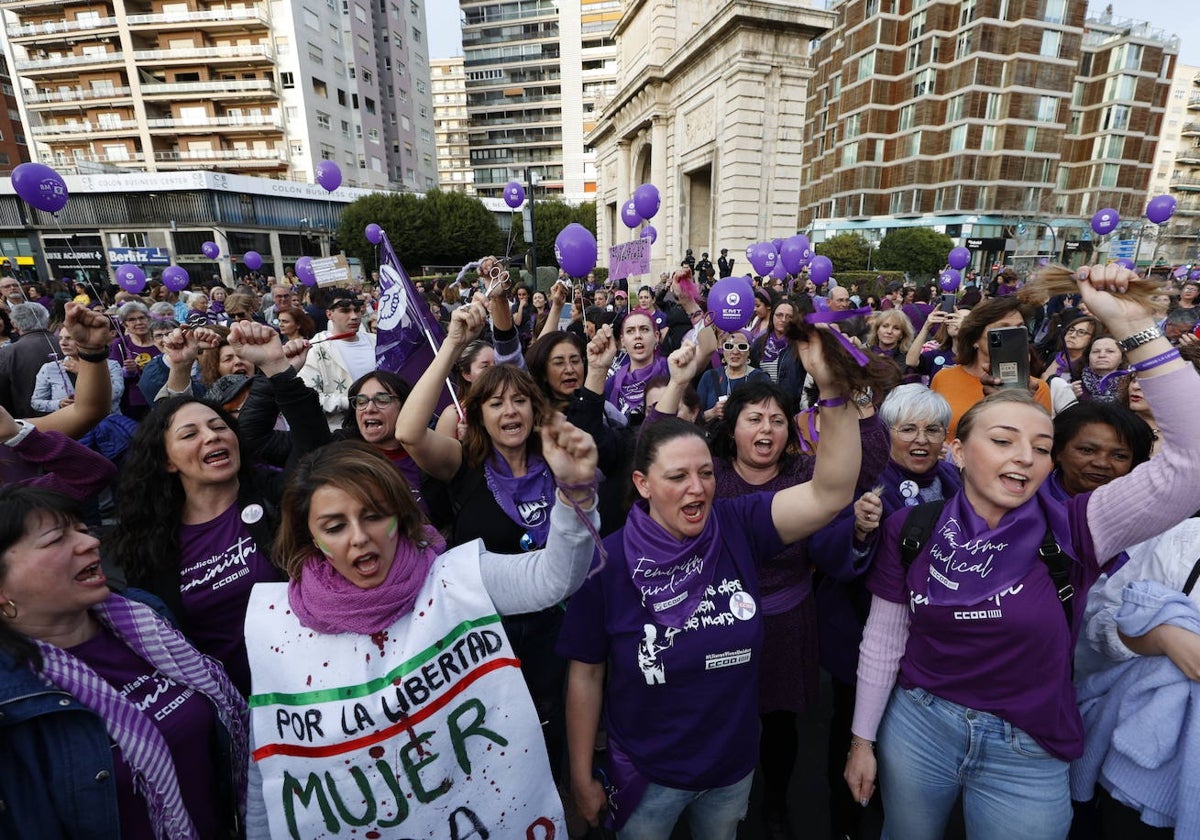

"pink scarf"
[288,525,447,634]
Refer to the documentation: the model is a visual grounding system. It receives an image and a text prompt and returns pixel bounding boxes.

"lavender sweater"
[853,364,1200,741]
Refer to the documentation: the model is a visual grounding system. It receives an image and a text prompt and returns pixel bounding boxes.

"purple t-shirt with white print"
[558,493,784,789]
[179,503,279,695]
[70,624,218,840]
[867,490,1102,760]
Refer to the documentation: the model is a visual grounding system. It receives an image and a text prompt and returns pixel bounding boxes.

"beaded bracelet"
[1129,348,1180,373]
[849,736,874,751]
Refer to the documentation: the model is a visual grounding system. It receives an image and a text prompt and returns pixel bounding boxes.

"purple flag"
[374,233,452,410]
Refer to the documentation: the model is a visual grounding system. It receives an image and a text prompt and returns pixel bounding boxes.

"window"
[309,44,324,64]
[1045,0,1066,24]
[1102,104,1131,130]
[276,36,290,55]
[337,89,347,106]
[330,23,341,44]
[412,26,421,43]
[365,97,376,114]
[980,124,997,150]
[845,113,861,138]
[908,130,922,156]
[858,51,875,81]
[281,72,295,89]
[1098,163,1119,187]
[842,142,858,167]
[1093,135,1125,159]
[341,120,350,136]
[910,11,926,39]
[368,128,378,142]
[312,77,328,97]
[354,2,366,22]
[416,79,426,94]
[1104,74,1137,101]
[985,92,1003,120]
[949,124,967,150]
[913,68,935,97]
[865,0,879,14]
[898,103,915,131]
[1024,127,1038,151]
[946,94,964,122]
[960,0,977,26]
[316,111,331,129]
[955,31,972,60]
[362,69,372,84]
[1036,95,1057,123]
[1040,30,1061,58]
[302,7,319,30]
[907,43,920,71]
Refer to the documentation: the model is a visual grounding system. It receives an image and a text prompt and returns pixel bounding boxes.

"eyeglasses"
[722,341,750,352]
[1064,327,1093,337]
[123,315,148,323]
[350,393,398,410]
[228,311,251,320]
[892,424,947,441]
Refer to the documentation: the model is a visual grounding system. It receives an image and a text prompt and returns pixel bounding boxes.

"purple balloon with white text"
[1145,194,1177,226]
[938,268,962,292]
[315,159,342,192]
[503,181,525,209]
[11,162,69,213]
[1091,208,1120,236]
[621,199,642,229]
[115,264,146,294]
[201,241,220,260]
[162,265,189,292]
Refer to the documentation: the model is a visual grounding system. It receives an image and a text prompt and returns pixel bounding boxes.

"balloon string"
[0,238,80,383]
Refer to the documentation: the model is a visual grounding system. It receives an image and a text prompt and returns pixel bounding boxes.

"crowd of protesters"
[1,253,1199,840]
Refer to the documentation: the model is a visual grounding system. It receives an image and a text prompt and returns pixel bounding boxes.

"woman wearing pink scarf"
[244,420,600,838]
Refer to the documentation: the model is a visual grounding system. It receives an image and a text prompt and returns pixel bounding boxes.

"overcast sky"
[425,0,1200,65]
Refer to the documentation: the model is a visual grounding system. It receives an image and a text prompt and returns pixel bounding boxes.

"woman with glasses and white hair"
[109,301,161,420]
[697,328,770,423]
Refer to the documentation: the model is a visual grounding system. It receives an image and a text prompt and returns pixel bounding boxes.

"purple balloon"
[938,268,962,292]
[1146,194,1177,226]
[947,246,971,270]
[640,225,657,244]
[771,238,784,253]
[503,181,525,209]
[295,256,317,287]
[621,199,642,230]
[315,159,342,192]
[1191,270,1200,281]
[809,255,833,285]
[554,223,597,277]
[11,162,69,213]
[162,266,189,292]
[114,264,146,294]
[243,251,264,271]
[770,260,788,281]
[365,223,383,245]
[1091,208,1120,236]
[201,240,220,260]
[779,236,812,274]
[1114,258,1135,270]
[708,276,754,331]
[747,243,777,276]
[633,184,660,221]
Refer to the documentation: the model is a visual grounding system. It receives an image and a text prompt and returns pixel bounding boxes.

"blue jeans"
[618,771,753,840]
[877,686,1071,840]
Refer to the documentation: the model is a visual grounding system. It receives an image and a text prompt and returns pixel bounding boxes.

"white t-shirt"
[336,334,376,382]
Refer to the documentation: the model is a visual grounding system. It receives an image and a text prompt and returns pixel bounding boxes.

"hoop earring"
[0,600,17,620]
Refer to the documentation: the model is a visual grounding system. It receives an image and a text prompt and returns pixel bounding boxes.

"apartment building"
[431,56,474,194]
[1149,62,1200,263]
[799,0,1176,268]
[0,0,437,190]
[0,53,28,176]
[459,0,618,202]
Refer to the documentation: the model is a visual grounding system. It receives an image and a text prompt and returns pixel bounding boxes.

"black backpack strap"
[899,500,947,570]
[1037,529,1073,625]
[1183,556,1200,597]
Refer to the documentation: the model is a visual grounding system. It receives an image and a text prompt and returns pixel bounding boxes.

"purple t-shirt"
[867,491,1102,760]
[70,624,218,840]
[604,356,669,417]
[558,493,784,789]
[179,503,279,695]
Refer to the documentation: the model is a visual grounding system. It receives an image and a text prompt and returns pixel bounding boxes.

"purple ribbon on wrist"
[804,307,873,367]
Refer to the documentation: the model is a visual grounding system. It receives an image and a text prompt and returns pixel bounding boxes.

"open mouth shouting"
[202,448,233,468]
[998,472,1028,495]
[74,561,106,587]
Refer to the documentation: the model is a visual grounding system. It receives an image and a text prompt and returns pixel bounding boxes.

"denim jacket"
[0,589,241,839]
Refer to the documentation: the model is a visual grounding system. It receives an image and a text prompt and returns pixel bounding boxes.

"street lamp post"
[525,167,539,281]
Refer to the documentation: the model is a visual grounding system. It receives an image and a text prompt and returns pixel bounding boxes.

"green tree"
[510,198,598,272]
[337,190,504,275]
[815,233,871,273]
[872,227,955,277]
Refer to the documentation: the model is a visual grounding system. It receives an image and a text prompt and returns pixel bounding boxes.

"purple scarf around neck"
[484,452,555,548]
[915,483,1072,606]
[608,356,667,416]
[288,524,446,634]
[761,332,788,364]
[622,501,722,628]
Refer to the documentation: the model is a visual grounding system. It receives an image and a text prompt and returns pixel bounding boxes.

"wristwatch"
[1116,325,1163,353]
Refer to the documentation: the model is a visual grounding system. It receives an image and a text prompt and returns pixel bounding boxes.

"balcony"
[140,79,277,99]
[1172,177,1200,190]
[153,147,287,168]
[49,153,148,174]
[1190,93,1200,110]
[15,51,125,73]
[31,119,140,137]
[25,86,132,106]
[1184,122,1200,136]
[126,6,269,30]
[131,44,273,64]
[6,16,117,40]
[145,113,283,131]
[0,0,70,10]
[1178,147,1200,166]
[1176,201,1200,215]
